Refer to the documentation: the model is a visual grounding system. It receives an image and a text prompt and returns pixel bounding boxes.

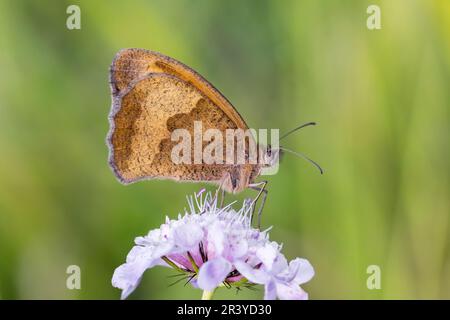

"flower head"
[112,190,314,299]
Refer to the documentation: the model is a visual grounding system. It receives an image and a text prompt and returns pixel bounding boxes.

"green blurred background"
[0,0,448,299]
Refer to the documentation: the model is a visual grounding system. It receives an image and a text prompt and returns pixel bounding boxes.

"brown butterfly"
[107,48,321,222]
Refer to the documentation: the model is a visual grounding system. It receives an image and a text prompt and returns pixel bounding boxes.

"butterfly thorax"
[220,144,280,193]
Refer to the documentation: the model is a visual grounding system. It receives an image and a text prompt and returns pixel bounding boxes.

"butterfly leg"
[214,177,228,208]
[249,180,268,229]
[219,187,226,208]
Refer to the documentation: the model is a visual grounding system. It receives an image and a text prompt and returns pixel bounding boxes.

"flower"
[112,189,314,300]
[235,251,314,300]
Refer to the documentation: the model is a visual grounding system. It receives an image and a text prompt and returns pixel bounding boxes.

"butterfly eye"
[231,175,238,189]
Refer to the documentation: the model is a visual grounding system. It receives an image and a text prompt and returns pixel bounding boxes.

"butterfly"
[107,48,321,223]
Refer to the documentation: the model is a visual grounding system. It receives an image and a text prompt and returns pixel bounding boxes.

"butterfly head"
[261,144,282,168]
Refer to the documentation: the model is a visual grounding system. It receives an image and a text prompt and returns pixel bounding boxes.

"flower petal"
[264,279,277,300]
[112,262,146,300]
[173,222,203,250]
[271,253,288,275]
[234,260,271,285]
[167,253,193,270]
[256,242,279,270]
[227,235,248,260]
[206,221,225,258]
[197,257,232,291]
[276,282,309,300]
[289,258,315,285]
[113,242,175,299]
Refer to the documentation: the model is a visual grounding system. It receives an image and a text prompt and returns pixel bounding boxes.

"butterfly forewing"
[108,49,257,191]
[110,48,249,130]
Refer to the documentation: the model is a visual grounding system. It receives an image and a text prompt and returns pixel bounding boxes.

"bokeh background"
[0,0,449,299]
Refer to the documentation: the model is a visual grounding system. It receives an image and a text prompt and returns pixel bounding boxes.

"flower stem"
[201,290,215,300]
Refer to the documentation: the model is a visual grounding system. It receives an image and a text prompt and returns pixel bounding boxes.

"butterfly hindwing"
[108,73,239,184]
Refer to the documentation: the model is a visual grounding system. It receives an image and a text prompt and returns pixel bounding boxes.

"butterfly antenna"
[280,147,324,174]
[280,122,316,141]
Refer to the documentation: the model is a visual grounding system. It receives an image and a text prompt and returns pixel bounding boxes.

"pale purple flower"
[112,190,314,300]
[234,248,314,300]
